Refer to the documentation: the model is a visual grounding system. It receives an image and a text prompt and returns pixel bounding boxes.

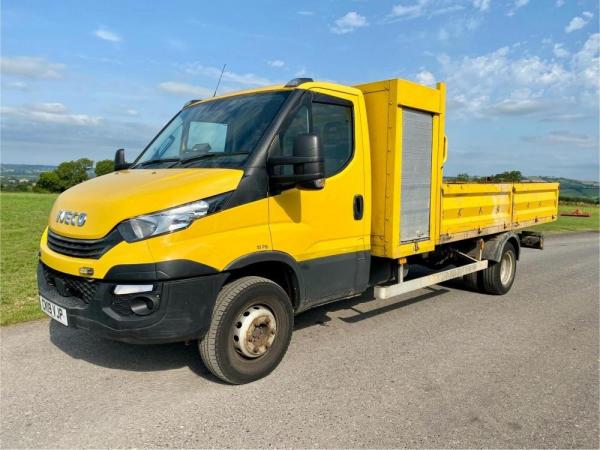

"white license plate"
[39,295,68,326]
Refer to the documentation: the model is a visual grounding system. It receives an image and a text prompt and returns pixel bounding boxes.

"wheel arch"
[482,232,521,262]
[224,252,305,310]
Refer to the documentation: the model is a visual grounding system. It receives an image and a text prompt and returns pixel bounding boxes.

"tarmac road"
[1,232,598,448]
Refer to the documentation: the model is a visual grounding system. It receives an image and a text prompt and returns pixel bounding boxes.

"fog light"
[114,284,153,295]
[130,296,156,316]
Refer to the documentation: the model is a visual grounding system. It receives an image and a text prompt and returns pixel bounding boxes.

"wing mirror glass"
[268,134,325,190]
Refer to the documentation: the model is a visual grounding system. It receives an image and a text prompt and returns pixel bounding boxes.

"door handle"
[353,194,364,220]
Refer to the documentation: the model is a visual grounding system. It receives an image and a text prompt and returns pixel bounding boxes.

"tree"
[54,158,92,190]
[36,171,62,192]
[456,173,470,182]
[491,170,522,182]
[95,159,114,177]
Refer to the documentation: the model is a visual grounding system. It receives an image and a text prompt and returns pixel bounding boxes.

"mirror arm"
[268,156,323,166]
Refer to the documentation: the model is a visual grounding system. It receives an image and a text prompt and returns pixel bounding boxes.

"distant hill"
[535,176,599,202]
[1,164,56,179]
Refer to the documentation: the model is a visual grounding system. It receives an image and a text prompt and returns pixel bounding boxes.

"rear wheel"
[481,242,517,295]
[198,276,294,384]
[462,271,482,291]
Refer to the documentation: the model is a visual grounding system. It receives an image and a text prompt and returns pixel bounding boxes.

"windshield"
[132,91,290,169]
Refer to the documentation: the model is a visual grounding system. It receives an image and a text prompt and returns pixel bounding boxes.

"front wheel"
[198,276,294,384]
[481,242,517,295]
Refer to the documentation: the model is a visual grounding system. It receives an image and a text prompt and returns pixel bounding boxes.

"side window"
[187,122,227,153]
[312,102,353,177]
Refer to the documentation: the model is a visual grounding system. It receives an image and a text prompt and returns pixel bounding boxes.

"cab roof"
[182,78,363,109]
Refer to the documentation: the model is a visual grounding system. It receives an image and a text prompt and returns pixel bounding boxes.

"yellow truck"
[38,77,559,383]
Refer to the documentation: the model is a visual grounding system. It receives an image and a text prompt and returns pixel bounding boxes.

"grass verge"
[1,193,57,325]
[528,204,599,234]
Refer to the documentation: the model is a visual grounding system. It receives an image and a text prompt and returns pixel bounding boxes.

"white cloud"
[507,0,529,16]
[330,12,368,34]
[125,109,139,117]
[432,36,600,119]
[523,131,597,148]
[297,11,314,16]
[33,102,67,113]
[565,12,593,33]
[267,59,285,68]
[158,81,213,98]
[4,81,30,91]
[572,33,599,90]
[553,43,570,58]
[185,64,273,86]
[487,98,548,116]
[415,69,436,86]
[0,56,65,79]
[1,103,102,126]
[94,27,122,43]
[438,16,482,41]
[473,0,491,12]
[390,0,428,19]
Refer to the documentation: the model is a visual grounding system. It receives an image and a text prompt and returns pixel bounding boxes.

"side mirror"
[114,148,130,171]
[268,134,325,189]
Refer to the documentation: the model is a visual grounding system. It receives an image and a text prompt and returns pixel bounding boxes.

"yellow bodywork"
[440,182,559,243]
[40,77,559,281]
[356,78,558,258]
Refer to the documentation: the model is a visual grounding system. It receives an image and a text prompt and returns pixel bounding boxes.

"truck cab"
[38,78,558,384]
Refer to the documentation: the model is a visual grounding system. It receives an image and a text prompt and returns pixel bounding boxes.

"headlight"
[117,193,230,242]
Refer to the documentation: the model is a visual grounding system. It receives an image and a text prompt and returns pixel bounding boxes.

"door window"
[274,96,354,178]
[312,102,353,177]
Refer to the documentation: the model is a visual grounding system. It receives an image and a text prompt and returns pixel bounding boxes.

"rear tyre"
[481,242,517,295]
[198,276,294,384]
[462,271,482,291]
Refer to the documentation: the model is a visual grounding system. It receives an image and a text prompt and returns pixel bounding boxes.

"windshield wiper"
[170,152,249,167]
[133,158,181,168]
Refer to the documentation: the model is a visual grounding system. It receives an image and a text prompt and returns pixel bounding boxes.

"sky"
[1,0,599,179]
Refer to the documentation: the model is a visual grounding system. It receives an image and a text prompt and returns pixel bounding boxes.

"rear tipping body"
[37,77,558,348]
[355,78,558,255]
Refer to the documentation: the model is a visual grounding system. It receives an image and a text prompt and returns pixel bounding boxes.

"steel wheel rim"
[233,305,277,358]
[500,251,514,285]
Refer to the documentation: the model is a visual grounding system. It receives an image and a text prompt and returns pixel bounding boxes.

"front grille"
[42,264,98,303]
[47,228,122,259]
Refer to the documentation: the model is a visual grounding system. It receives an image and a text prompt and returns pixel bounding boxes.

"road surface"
[2,233,598,448]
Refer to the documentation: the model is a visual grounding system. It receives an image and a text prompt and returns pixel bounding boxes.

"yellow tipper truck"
[38,78,559,383]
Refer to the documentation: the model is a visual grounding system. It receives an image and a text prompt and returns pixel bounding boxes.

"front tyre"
[481,242,517,295]
[198,276,294,384]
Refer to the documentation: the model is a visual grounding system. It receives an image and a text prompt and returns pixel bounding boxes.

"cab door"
[268,89,369,305]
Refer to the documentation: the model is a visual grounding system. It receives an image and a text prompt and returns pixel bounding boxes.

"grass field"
[0,193,598,326]
[1,193,57,325]
[529,204,599,234]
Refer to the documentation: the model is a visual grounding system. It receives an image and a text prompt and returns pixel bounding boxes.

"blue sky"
[1,0,599,179]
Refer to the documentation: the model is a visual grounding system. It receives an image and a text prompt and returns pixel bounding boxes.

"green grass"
[1,193,57,325]
[528,204,599,234]
[0,193,597,326]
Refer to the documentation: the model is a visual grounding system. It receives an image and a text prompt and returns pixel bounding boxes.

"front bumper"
[37,263,227,344]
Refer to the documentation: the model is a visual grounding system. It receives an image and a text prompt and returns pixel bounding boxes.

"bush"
[95,159,115,177]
